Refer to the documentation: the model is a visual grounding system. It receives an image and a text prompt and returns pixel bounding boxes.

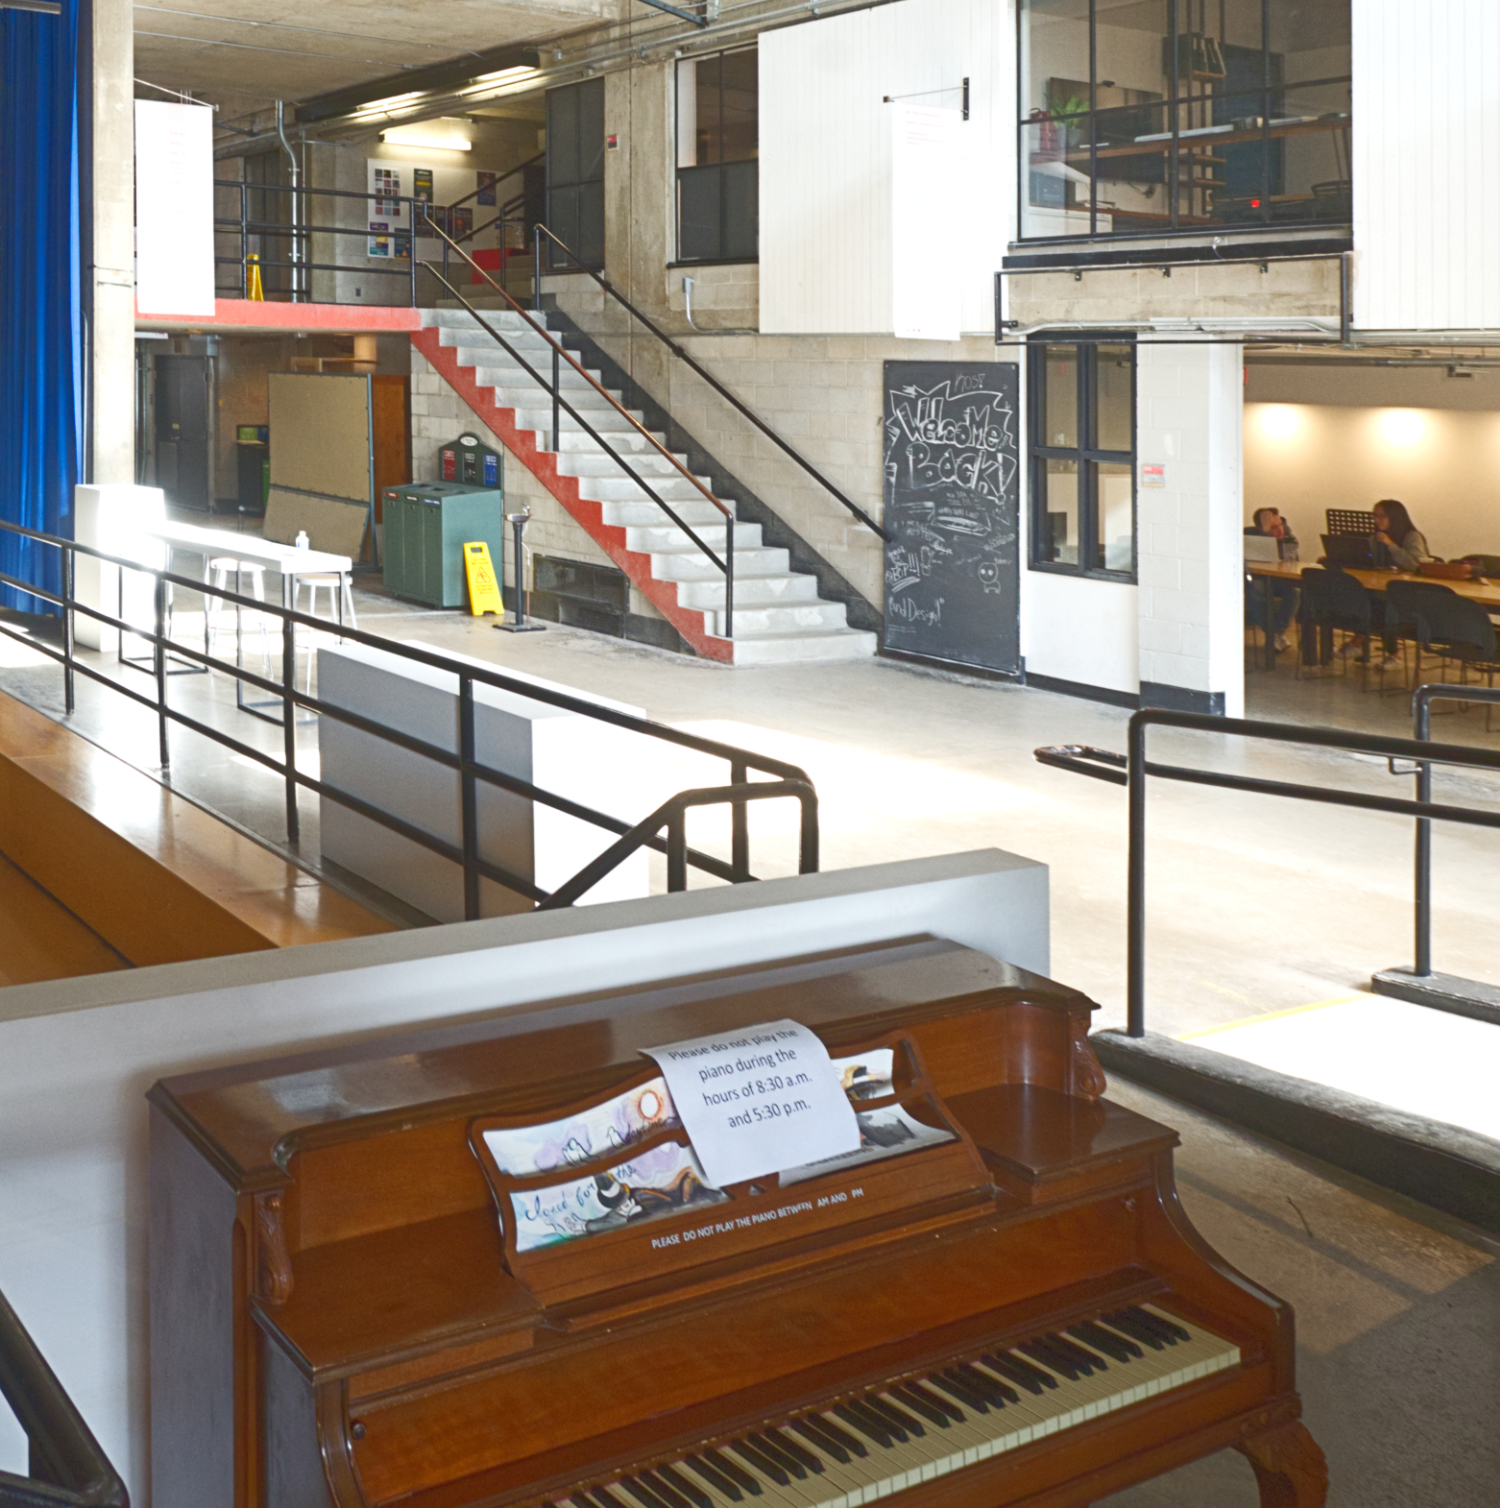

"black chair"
[1404,585,1500,728]
[1381,580,1457,691]
[1296,567,1372,682]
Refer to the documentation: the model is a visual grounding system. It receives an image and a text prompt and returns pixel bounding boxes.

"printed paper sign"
[644,1020,860,1187]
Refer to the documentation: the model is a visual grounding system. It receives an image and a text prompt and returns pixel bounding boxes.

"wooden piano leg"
[1236,1419,1329,1507]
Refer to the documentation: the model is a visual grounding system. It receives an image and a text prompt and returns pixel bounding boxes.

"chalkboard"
[881,361,1020,673]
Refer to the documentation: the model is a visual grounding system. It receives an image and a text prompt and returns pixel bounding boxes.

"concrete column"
[1134,339,1245,717]
[74,0,136,649]
[91,0,134,486]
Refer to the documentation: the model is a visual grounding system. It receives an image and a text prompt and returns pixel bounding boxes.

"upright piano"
[149,937,1327,1508]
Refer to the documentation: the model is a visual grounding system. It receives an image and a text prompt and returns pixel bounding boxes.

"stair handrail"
[419,261,735,628]
[0,1283,129,1507]
[531,222,893,545]
[419,227,731,522]
[438,150,544,218]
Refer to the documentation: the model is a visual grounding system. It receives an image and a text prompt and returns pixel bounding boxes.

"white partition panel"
[1353,0,1500,330]
[760,0,1013,335]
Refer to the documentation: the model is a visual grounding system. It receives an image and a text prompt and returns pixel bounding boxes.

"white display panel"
[890,104,962,341]
[134,101,215,317]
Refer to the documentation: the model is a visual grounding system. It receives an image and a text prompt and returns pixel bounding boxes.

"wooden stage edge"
[0,690,392,972]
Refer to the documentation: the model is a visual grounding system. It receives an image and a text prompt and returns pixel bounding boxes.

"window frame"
[674,45,759,266]
[1027,334,1137,582]
[1014,0,1352,245]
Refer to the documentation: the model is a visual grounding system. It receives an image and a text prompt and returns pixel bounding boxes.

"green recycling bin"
[381,481,504,609]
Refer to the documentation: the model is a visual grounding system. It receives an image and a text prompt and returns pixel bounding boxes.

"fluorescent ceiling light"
[382,129,472,151]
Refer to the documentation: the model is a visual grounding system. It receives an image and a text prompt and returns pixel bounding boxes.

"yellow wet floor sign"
[464,541,503,616]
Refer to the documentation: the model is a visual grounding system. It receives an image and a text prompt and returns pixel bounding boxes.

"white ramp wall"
[759,0,1013,335]
[1353,0,1500,331]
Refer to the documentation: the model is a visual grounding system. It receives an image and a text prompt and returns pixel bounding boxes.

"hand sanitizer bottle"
[295,530,310,550]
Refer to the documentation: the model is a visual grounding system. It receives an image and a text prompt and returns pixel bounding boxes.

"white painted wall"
[1245,401,1500,563]
[1021,570,1140,695]
[1353,0,1500,330]
[0,852,1047,1499]
[1134,341,1245,716]
[760,0,1013,335]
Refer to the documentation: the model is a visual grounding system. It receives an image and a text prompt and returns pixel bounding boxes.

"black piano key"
[927,1371,989,1414]
[619,1478,673,1508]
[748,1433,806,1480]
[1018,1339,1082,1381]
[832,1402,895,1449]
[980,1351,1056,1394]
[901,1380,964,1422]
[698,1449,760,1498]
[682,1456,743,1502]
[571,1494,598,1508]
[846,1396,908,1444]
[1099,1309,1167,1350]
[657,1465,714,1508]
[766,1428,824,1475]
[1043,1331,1108,1373]
[789,1417,850,1465]
[640,1470,693,1508]
[862,1394,925,1439]
[952,1362,1018,1405]
[1130,1306,1192,1344]
[1070,1321,1142,1363]
[592,1487,632,1508]
[889,1382,952,1428]
[729,1439,789,1487]
[802,1413,868,1459]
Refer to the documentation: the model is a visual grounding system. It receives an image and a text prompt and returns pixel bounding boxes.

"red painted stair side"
[413,327,731,662]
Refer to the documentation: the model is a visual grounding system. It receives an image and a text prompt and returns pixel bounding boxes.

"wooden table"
[1245,559,1500,670]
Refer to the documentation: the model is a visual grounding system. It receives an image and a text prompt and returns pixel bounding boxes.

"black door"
[545,78,605,270]
[154,356,212,511]
[881,362,1021,674]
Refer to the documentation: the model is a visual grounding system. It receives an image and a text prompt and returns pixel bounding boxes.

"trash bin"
[438,432,504,490]
[382,482,504,608]
[235,424,268,515]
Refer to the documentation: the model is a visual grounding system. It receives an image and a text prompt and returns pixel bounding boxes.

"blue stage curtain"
[0,0,85,614]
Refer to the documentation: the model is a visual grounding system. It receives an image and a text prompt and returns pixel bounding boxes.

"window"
[546,78,605,270]
[676,48,758,262]
[1029,338,1136,577]
[1018,0,1351,240]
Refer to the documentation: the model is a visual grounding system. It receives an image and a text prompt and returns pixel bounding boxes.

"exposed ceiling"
[133,0,617,109]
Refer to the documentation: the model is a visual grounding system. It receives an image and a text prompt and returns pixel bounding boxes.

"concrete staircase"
[412,309,876,665]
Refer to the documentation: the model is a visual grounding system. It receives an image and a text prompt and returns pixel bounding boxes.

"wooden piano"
[148,937,1327,1508]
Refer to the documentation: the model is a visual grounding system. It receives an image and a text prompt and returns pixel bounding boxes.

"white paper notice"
[890,103,962,341]
[643,1020,860,1188]
[135,101,216,317]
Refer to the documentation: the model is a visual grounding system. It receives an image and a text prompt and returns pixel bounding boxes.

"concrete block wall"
[409,345,666,622]
[1134,340,1245,716]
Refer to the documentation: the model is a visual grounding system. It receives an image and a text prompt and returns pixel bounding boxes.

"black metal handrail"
[0,1284,127,1507]
[0,520,817,916]
[1411,683,1500,978]
[1035,708,1500,1037]
[418,254,736,633]
[530,223,893,544]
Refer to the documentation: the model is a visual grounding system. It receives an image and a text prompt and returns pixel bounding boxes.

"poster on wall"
[881,361,1020,674]
[135,101,216,315]
[477,171,497,206]
[889,104,962,341]
[368,222,391,257]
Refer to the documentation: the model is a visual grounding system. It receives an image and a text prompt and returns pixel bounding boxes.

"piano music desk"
[149,937,1326,1508]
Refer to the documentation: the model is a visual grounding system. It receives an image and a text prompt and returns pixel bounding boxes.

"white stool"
[292,571,357,692]
[206,556,269,667]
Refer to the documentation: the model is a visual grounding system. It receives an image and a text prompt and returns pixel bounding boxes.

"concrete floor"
[1096,1078,1499,1508]
[4,585,1500,1040]
[1,587,1498,1504]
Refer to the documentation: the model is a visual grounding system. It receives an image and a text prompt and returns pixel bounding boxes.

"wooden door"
[370,374,411,523]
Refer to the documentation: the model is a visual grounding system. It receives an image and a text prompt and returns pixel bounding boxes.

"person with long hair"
[1371,499,1431,572]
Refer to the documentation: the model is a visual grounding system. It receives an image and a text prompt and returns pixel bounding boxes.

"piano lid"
[148,938,1092,1190]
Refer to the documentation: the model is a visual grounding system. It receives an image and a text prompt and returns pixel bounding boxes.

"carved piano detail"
[148,937,1326,1508]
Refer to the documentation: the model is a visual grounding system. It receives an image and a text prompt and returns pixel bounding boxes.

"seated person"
[1244,507,1300,652]
[1337,500,1434,668]
[1370,498,1432,572]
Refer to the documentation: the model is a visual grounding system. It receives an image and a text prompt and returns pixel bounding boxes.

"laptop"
[1243,534,1280,563]
[1322,534,1388,569]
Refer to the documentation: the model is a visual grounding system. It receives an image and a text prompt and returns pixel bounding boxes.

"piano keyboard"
[551,1307,1240,1508]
